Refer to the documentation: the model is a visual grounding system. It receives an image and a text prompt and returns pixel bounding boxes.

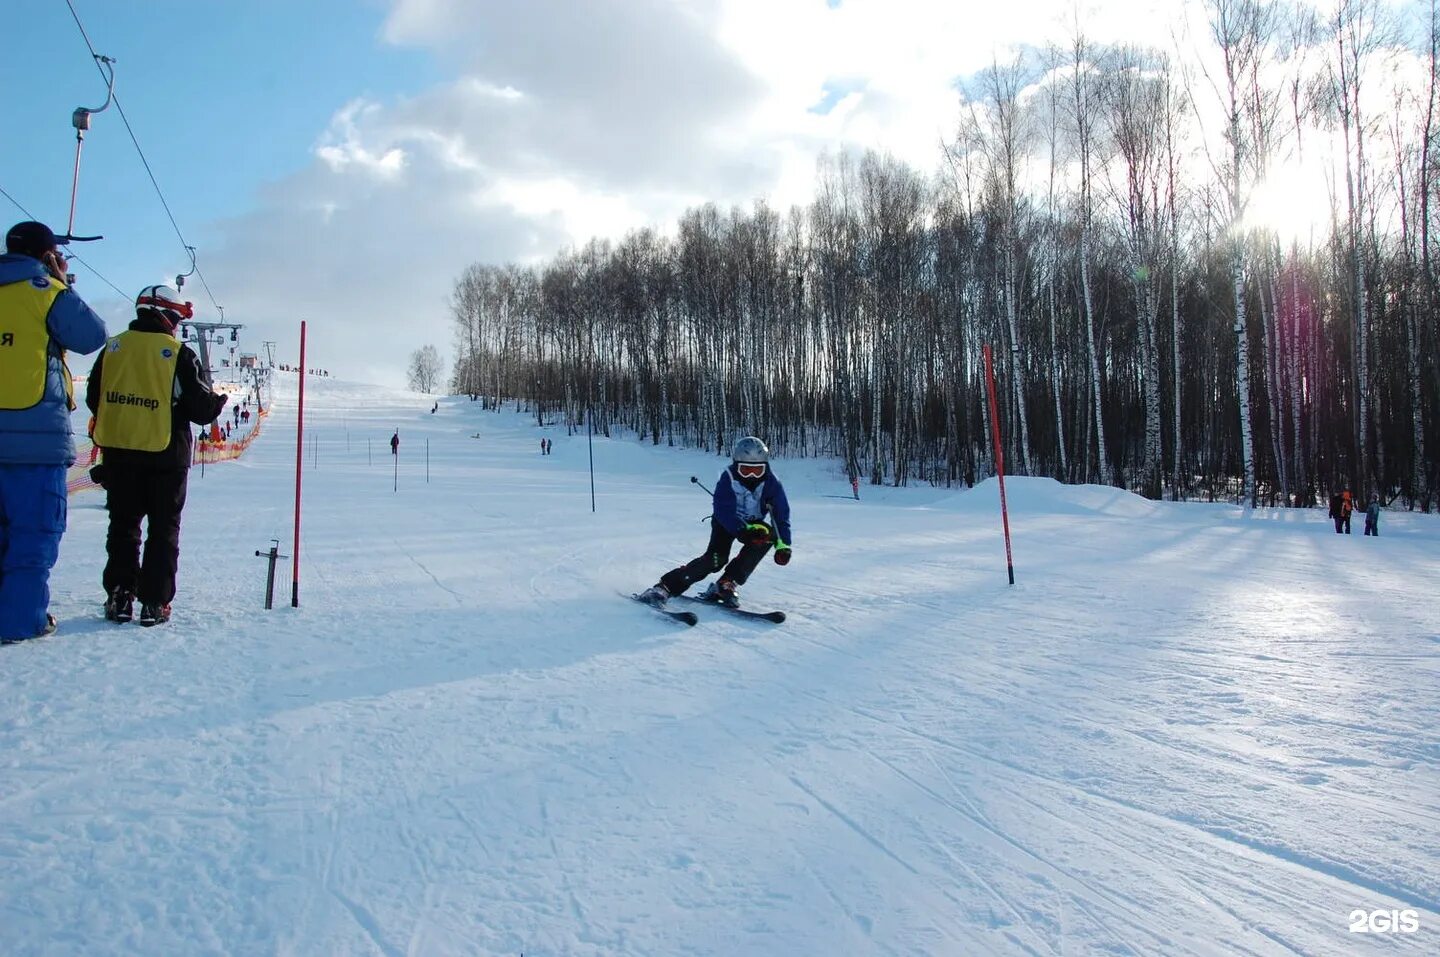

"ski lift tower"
[178,320,244,378]
[172,253,242,377]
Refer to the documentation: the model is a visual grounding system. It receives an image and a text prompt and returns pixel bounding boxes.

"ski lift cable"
[1,181,127,298]
[64,0,223,313]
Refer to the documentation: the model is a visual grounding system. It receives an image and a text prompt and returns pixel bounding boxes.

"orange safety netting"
[195,407,269,465]
[66,407,270,496]
[65,440,104,496]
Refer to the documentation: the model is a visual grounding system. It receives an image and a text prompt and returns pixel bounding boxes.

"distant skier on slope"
[637,435,792,609]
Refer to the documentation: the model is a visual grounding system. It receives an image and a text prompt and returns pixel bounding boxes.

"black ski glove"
[774,545,792,566]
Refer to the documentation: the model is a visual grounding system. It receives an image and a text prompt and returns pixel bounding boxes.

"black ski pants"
[103,467,189,606]
[660,520,771,596]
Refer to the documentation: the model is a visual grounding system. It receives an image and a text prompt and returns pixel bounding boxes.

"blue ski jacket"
[712,464,793,546]
[0,254,108,466]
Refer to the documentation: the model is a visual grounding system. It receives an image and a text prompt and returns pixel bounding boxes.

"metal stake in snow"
[292,321,307,607]
[983,344,1016,585]
[255,539,285,610]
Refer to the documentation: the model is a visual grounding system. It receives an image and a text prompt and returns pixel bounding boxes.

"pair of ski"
[631,592,786,627]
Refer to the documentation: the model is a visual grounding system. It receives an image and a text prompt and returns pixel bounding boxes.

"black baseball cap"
[5,221,70,258]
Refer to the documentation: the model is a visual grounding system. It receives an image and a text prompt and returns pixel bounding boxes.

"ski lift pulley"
[175,245,197,290]
[71,56,115,131]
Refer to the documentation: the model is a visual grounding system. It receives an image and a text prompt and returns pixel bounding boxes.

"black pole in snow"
[587,406,596,513]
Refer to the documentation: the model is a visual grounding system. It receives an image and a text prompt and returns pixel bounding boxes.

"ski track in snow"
[1,373,1437,955]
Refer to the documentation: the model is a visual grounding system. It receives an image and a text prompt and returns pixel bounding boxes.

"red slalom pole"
[983,344,1016,585]
[292,321,306,607]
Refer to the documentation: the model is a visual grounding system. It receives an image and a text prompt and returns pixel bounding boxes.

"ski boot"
[139,603,171,627]
[636,583,671,607]
[700,578,740,608]
[105,587,134,623]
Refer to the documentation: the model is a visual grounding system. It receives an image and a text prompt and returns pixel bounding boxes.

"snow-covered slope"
[3,372,1436,955]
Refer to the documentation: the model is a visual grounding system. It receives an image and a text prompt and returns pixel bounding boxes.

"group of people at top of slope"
[1329,487,1381,536]
[0,220,227,642]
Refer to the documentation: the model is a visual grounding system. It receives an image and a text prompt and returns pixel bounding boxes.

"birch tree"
[1201,0,1280,505]
[1067,29,1113,485]
[1105,46,1170,498]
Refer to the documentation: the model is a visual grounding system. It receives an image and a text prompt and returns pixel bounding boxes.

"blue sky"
[3,1,434,319]
[3,0,1183,387]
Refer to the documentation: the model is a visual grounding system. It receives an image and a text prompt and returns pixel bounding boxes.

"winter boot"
[138,603,171,627]
[1,614,57,645]
[637,583,670,606]
[701,578,740,608]
[105,587,134,624]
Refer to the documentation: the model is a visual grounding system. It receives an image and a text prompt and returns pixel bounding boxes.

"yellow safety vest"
[0,273,72,410]
[93,331,182,452]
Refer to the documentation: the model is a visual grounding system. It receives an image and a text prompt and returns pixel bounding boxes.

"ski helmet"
[732,436,769,464]
[135,284,194,326]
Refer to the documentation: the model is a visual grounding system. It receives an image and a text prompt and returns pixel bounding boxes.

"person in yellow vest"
[0,221,107,642]
[85,285,226,627]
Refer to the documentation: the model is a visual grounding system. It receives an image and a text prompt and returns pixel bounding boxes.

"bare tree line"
[449,0,1438,509]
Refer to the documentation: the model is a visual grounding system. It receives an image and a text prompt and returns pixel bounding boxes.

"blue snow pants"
[0,464,67,640]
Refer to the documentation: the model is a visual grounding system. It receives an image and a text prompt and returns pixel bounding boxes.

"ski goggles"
[136,294,194,320]
[737,462,767,479]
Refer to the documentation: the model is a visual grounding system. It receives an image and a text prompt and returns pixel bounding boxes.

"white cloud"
[203,0,1309,387]
[314,100,409,179]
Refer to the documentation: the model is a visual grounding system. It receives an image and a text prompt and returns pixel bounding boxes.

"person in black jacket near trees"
[86,285,227,626]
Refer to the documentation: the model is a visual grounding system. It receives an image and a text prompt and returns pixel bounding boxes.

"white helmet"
[135,284,194,326]
[732,436,769,464]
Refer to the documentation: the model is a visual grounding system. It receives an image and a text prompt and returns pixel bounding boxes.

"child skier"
[638,436,792,608]
[1363,493,1380,536]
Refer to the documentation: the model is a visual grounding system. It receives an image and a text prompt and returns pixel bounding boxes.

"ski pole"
[689,475,713,496]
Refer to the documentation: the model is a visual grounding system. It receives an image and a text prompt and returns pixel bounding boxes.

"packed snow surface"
[3,373,1437,956]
